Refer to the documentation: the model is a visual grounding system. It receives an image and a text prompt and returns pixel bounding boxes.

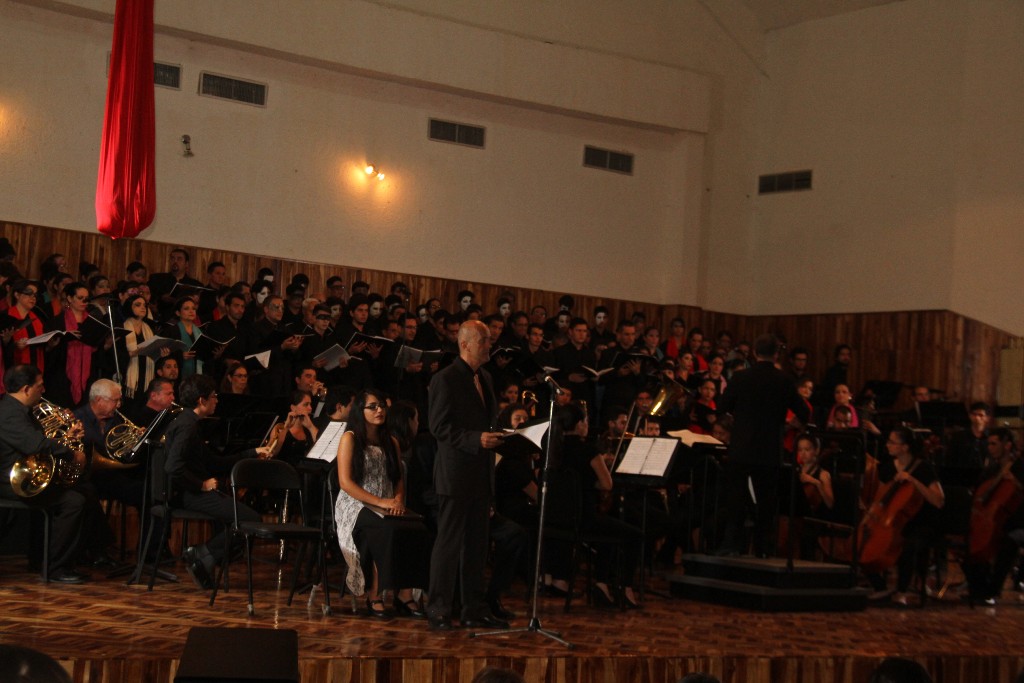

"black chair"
[136,445,226,592]
[544,467,628,611]
[0,498,51,582]
[211,458,331,616]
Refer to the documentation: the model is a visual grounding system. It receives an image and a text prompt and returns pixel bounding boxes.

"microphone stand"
[471,388,573,648]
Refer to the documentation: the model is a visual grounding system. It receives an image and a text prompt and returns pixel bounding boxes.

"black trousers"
[428,494,490,621]
[181,490,260,564]
[1,483,88,575]
[718,462,778,556]
[488,512,529,599]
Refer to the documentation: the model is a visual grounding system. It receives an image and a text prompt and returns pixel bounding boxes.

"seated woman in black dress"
[267,390,318,466]
[547,402,644,609]
[336,390,431,618]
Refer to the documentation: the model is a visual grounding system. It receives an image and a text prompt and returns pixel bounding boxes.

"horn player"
[0,365,92,583]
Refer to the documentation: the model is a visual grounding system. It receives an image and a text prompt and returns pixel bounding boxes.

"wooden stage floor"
[2,553,1023,683]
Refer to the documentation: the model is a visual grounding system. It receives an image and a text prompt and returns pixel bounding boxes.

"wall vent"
[199,72,267,107]
[428,119,485,148]
[758,170,812,194]
[154,61,181,89]
[583,146,634,175]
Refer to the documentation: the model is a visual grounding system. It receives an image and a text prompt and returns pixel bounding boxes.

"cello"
[857,459,924,573]
[968,457,1024,563]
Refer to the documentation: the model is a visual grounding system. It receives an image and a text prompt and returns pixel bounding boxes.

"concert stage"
[1,553,1023,683]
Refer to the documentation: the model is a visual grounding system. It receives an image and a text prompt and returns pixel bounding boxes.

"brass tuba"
[10,398,85,497]
[100,410,146,467]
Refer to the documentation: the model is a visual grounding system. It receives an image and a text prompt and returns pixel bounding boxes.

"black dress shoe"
[51,569,89,584]
[590,586,617,609]
[428,614,453,631]
[394,598,426,618]
[488,599,516,620]
[366,598,391,619]
[461,614,509,629]
[91,554,119,569]
[183,546,213,590]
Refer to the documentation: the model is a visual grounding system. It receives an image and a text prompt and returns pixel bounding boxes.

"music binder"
[613,436,679,483]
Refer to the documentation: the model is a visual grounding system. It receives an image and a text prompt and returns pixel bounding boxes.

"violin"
[857,459,923,573]
[968,458,1024,563]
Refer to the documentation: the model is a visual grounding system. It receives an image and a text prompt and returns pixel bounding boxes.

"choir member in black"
[197,261,228,322]
[163,374,271,590]
[299,304,339,383]
[867,426,946,606]
[589,306,615,355]
[547,401,643,608]
[266,390,318,466]
[514,323,555,402]
[598,321,644,421]
[502,311,529,350]
[43,282,103,408]
[3,279,50,372]
[245,295,303,397]
[0,365,92,583]
[202,291,249,381]
[554,317,597,419]
[159,297,204,379]
[963,428,1024,604]
[147,249,203,322]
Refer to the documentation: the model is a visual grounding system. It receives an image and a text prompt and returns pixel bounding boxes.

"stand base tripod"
[471,616,574,649]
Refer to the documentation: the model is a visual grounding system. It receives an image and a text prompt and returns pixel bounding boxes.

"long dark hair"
[347,390,401,488]
[386,399,418,453]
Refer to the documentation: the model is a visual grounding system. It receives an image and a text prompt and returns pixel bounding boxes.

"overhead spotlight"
[365,163,385,180]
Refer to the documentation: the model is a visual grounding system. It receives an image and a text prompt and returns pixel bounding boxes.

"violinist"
[866,426,945,606]
[782,434,834,559]
[963,428,1024,605]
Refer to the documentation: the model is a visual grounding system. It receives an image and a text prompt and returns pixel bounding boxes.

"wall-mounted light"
[364,163,384,180]
[181,134,193,157]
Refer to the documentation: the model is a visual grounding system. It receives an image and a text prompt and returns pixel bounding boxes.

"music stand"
[471,395,572,648]
[613,436,680,598]
[124,409,177,584]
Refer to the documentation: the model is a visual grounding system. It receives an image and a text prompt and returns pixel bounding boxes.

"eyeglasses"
[231,373,248,380]
[19,290,37,297]
[268,304,283,310]
[363,403,385,412]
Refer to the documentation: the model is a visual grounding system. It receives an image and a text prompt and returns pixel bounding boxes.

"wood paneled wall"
[3,220,1018,407]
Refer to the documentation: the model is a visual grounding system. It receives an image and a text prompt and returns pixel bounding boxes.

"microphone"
[543,375,565,396]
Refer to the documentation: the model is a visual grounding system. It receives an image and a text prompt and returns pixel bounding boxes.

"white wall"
[2,0,768,310]
[756,0,1024,335]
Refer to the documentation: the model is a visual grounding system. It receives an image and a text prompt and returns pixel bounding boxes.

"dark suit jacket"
[428,357,498,498]
[717,360,809,466]
[0,394,75,483]
[163,409,254,496]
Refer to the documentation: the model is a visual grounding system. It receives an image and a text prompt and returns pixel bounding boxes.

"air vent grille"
[759,170,812,194]
[199,72,267,107]
[429,119,485,148]
[154,62,181,89]
[583,146,634,175]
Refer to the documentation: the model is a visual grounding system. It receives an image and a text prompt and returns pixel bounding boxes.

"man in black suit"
[716,334,809,557]
[426,320,508,631]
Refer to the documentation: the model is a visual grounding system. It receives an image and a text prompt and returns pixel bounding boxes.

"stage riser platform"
[680,554,856,590]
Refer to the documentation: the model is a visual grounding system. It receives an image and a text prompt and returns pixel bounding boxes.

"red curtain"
[95,0,156,240]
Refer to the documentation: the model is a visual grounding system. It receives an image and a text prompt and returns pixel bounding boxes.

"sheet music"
[616,437,676,477]
[305,421,347,462]
[508,420,549,448]
[666,429,723,447]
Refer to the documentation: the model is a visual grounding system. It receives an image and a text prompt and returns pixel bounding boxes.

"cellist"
[963,428,1024,605]
[866,426,945,606]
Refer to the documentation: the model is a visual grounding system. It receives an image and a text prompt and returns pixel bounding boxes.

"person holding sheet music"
[202,291,249,381]
[299,304,340,382]
[3,279,50,372]
[120,293,161,402]
[553,318,597,419]
[43,282,106,407]
[335,390,430,619]
[159,297,205,379]
[147,248,203,322]
[597,321,645,422]
[245,295,303,397]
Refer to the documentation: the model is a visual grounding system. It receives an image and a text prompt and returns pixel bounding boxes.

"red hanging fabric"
[95,0,156,240]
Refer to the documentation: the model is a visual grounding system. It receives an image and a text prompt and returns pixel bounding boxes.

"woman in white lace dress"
[335,390,430,618]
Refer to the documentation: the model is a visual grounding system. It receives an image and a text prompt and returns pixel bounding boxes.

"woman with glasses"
[219,359,250,395]
[336,390,430,618]
[42,281,106,408]
[2,279,54,374]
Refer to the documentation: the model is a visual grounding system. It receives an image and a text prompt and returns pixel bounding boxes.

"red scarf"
[9,307,44,371]
[64,309,92,404]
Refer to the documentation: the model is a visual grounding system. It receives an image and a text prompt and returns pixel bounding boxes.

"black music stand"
[125,409,177,584]
[471,397,571,648]
[612,436,680,599]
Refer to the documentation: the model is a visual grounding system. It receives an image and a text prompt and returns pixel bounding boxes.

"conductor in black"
[716,334,810,557]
